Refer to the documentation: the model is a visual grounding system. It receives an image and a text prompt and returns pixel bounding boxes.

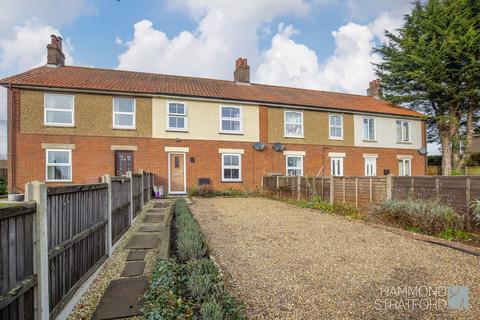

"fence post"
[435,178,440,199]
[329,176,334,204]
[297,176,301,201]
[466,177,471,214]
[343,177,346,203]
[386,174,392,200]
[355,177,358,208]
[139,169,144,207]
[102,174,113,257]
[25,181,49,320]
[126,171,133,224]
[276,176,280,197]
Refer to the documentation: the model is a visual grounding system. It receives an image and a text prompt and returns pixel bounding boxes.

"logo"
[447,286,468,310]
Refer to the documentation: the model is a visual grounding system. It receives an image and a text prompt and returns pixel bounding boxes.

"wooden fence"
[0,202,36,320]
[1,170,155,320]
[263,175,480,218]
[143,171,153,205]
[131,173,143,219]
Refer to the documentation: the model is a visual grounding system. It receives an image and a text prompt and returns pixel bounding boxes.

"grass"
[0,203,13,208]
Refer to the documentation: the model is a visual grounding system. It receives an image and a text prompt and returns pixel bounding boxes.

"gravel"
[190,197,480,319]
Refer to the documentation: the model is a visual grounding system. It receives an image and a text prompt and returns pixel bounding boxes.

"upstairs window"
[44,93,74,126]
[222,154,242,182]
[113,98,136,129]
[46,149,72,181]
[329,114,343,139]
[286,155,303,176]
[220,106,242,133]
[396,120,410,142]
[284,111,303,137]
[167,102,187,131]
[363,117,375,141]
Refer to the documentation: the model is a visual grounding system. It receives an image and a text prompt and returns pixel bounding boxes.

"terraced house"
[1,36,426,195]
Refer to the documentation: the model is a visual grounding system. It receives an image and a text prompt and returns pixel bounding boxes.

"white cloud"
[118,0,310,79]
[115,36,123,45]
[0,0,92,33]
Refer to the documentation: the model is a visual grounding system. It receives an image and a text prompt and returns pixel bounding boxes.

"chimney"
[234,58,250,83]
[367,79,382,99]
[47,35,65,66]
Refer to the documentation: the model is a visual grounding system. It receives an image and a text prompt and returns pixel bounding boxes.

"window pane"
[369,119,375,139]
[396,121,402,141]
[230,155,239,166]
[48,150,70,164]
[222,120,231,131]
[114,98,134,113]
[405,160,410,176]
[287,157,300,167]
[46,110,72,124]
[331,127,341,137]
[330,115,341,126]
[169,116,176,128]
[46,94,73,110]
[47,165,70,180]
[286,112,301,124]
[169,103,185,115]
[231,169,239,179]
[286,124,302,136]
[114,114,134,126]
[403,122,409,141]
[224,155,232,166]
[224,168,232,179]
[231,120,240,131]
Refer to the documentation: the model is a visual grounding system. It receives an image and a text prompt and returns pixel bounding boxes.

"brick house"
[0,35,426,195]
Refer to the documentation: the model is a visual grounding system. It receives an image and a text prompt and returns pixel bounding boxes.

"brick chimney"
[367,79,382,99]
[47,35,65,66]
[234,58,250,83]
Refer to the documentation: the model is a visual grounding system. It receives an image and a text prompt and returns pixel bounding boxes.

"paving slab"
[121,261,145,277]
[126,250,147,261]
[125,234,160,249]
[138,224,162,232]
[144,214,164,223]
[147,209,166,213]
[154,203,171,208]
[92,277,148,319]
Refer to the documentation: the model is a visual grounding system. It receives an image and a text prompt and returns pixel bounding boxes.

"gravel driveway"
[190,197,479,319]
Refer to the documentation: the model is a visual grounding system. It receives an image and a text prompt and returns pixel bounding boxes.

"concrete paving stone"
[126,250,147,261]
[121,261,145,277]
[153,203,171,208]
[143,214,164,223]
[92,277,148,319]
[125,234,160,249]
[138,224,162,232]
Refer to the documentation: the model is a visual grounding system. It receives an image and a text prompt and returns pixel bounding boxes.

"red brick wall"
[8,88,426,193]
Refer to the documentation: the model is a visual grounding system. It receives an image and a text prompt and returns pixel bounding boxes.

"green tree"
[374,0,479,175]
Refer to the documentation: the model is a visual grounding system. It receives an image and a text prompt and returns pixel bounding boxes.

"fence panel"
[143,172,151,204]
[111,177,131,245]
[47,184,108,318]
[0,202,36,320]
[132,174,142,218]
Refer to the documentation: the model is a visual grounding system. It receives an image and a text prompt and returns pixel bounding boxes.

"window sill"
[362,139,377,143]
[166,129,188,133]
[112,127,137,131]
[284,135,305,139]
[44,124,75,128]
[329,137,344,141]
[219,131,244,135]
[46,180,73,183]
[397,141,412,144]
[221,180,243,183]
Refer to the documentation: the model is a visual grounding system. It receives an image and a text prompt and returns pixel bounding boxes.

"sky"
[0,0,439,157]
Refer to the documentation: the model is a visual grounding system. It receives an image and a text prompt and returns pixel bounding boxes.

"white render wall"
[353,114,423,149]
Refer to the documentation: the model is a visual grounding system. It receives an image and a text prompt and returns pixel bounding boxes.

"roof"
[0,65,423,118]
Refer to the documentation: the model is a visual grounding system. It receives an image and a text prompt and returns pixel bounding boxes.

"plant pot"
[8,193,24,202]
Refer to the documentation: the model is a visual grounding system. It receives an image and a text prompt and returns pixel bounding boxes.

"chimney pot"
[234,57,250,83]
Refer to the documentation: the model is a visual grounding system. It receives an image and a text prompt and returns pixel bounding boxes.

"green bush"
[188,185,216,197]
[0,177,6,195]
[201,300,223,320]
[297,196,361,218]
[373,199,464,234]
[175,199,207,261]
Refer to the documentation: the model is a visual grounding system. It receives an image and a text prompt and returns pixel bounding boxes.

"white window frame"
[219,105,243,134]
[331,157,344,176]
[363,117,376,141]
[166,101,188,131]
[44,93,75,127]
[398,158,412,176]
[112,97,136,129]
[284,111,304,138]
[364,157,377,176]
[396,120,411,142]
[45,149,72,182]
[221,153,242,182]
[285,155,304,176]
[329,114,343,140]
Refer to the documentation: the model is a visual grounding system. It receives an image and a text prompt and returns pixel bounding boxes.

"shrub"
[298,196,361,218]
[471,199,480,226]
[201,300,223,320]
[188,272,213,301]
[0,177,6,195]
[373,199,464,234]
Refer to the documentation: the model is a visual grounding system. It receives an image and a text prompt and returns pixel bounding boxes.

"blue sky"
[0,0,435,157]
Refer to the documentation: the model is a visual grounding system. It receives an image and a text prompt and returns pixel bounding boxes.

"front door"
[169,153,186,193]
[115,151,133,176]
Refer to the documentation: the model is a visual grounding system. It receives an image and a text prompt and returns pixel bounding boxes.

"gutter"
[1,84,424,120]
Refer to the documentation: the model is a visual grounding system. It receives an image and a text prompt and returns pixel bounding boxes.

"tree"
[374,0,479,175]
